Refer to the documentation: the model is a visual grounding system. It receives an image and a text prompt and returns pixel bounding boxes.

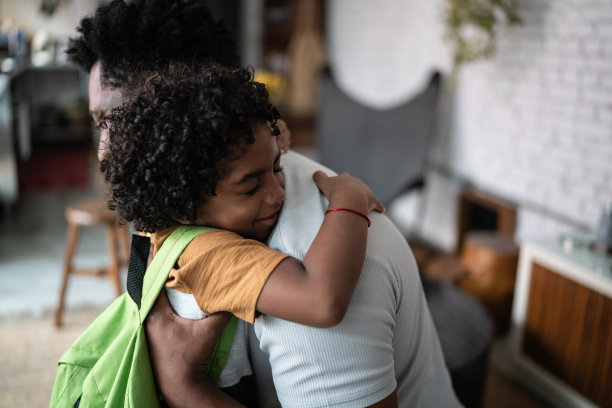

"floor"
[0,187,552,408]
[0,186,122,318]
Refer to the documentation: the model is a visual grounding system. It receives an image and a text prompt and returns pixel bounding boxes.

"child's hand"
[313,171,385,214]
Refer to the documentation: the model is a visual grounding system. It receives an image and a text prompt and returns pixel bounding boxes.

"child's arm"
[256,170,384,328]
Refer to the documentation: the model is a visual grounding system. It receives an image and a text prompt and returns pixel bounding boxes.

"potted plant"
[444,0,522,65]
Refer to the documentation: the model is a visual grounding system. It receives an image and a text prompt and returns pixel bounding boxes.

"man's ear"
[275,119,291,154]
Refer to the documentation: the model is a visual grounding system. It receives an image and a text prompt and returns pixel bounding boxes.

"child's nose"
[266,179,284,205]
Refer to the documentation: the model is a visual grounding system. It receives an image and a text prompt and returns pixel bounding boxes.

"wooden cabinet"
[11,65,90,150]
[262,0,295,72]
[509,237,612,407]
[261,0,325,74]
[261,0,325,148]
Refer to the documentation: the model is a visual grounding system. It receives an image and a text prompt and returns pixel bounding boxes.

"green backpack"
[50,225,238,407]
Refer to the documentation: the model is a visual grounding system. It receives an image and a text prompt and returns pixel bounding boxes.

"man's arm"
[145,290,244,407]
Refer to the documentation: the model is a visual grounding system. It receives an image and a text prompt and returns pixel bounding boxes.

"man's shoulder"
[275,151,414,271]
[282,151,336,178]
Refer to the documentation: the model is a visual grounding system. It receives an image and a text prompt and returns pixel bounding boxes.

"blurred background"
[0,0,611,407]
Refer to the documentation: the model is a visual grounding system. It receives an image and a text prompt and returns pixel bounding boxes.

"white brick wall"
[436,0,612,244]
[330,0,612,249]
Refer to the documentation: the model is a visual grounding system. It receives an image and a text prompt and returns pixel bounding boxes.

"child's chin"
[250,226,275,242]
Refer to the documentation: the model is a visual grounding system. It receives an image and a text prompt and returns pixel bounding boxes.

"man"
[69,1,459,406]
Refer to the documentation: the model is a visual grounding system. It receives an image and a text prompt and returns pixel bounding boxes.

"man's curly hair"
[100,64,280,233]
[67,0,239,87]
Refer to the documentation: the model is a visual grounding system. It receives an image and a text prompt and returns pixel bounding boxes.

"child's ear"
[175,216,195,225]
[178,204,209,226]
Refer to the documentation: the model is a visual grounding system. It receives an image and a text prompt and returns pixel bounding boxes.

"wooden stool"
[54,198,130,327]
[458,231,519,335]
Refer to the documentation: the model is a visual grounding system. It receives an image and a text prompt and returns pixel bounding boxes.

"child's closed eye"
[244,182,261,196]
[243,167,282,196]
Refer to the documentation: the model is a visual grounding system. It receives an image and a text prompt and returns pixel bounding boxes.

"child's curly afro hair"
[100,64,280,233]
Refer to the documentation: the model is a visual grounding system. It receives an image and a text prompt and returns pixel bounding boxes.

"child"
[100,63,383,398]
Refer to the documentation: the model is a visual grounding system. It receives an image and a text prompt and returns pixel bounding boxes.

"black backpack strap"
[126,234,151,309]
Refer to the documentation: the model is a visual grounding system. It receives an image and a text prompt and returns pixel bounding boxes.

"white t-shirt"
[169,151,459,406]
[250,151,460,407]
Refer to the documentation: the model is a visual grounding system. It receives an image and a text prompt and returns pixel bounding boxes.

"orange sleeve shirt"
[152,227,289,323]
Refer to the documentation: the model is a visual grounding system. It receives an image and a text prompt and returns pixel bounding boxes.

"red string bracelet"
[325,208,371,227]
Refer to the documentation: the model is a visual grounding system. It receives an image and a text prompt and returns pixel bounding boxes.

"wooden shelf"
[509,237,612,407]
